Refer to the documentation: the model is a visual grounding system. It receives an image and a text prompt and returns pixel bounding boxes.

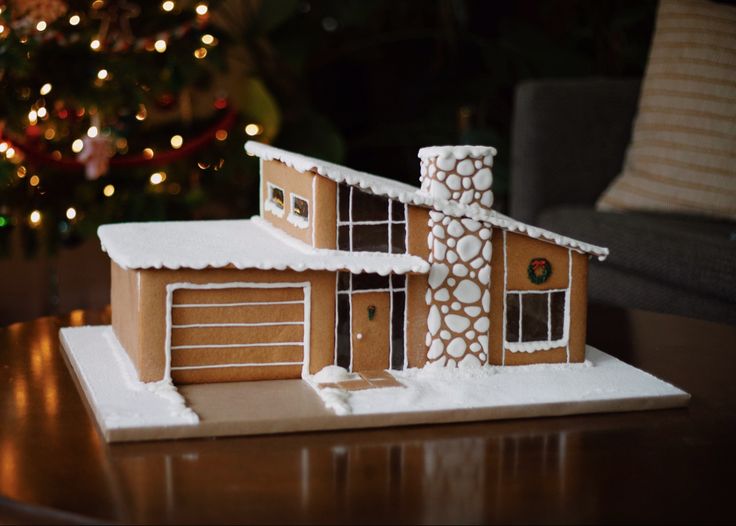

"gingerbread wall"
[488,231,588,365]
[405,204,431,367]
[111,261,141,373]
[114,266,336,383]
[260,160,337,249]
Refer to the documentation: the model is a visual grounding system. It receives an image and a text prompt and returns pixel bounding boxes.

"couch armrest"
[509,77,640,223]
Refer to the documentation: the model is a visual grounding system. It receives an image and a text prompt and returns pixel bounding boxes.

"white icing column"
[419,146,496,368]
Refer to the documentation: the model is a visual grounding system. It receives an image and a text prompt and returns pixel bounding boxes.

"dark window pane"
[338,184,350,222]
[337,272,351,291]
[270,186,284,208]
[550,291,566,340]
[505,293,520,343]
[353,273,390,290]
[391,200,405,221]
[521,293,549,342]
[338,225,351,251]
[391,291,406,370]
[352,224,389,252]
[391,223,406,254]
[351,189,389,222]
[391,274,406,289]
[336,294,351,369]
[292,196,308,218]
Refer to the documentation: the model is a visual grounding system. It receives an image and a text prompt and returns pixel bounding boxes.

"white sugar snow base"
[61,326,198,430]
[308,347,687,416]
[61,326,687,440]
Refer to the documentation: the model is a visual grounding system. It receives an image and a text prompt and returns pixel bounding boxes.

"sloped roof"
[245,141,609,260]
[98,217,430,274]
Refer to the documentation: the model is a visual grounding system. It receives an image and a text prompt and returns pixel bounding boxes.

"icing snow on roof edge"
[97,217,431,274]
[417,145,497,159]
[245,141,608,261]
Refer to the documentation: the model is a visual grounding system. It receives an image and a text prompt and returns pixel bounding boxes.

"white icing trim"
[502,231,508,366]
[287,213,309,229]
[338,288,405,294]
[288,192,310,229]
[258,157,264,218]
[172,321,304,328]
[403,272,409,370]
[403,203,409,257]
[333,272,339,366]
[506,287,567,295]
[311,176,317,247]
[172,342,304,350]
[348,273,353,372]
[171,361,303,371]
[349,186,354,252]
[163,281,310,382]
[388,192,393,254]
[244,141,608,260]
[173,300,303,308]
[505,339,568,353]
[337,220,406,226]
[565,249,572,363]
[417,145,498,160]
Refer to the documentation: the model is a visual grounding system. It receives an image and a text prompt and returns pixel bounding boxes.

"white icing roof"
[245,142,609,260]
[417,145,497,159]
[98,217,431,274]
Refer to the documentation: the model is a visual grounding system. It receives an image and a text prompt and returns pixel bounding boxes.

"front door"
[350,291,391,372]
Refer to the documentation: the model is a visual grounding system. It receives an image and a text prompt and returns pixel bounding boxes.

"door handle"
[356,333,363,340]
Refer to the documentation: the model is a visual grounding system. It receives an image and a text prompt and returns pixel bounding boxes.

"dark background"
[258,0,656,208]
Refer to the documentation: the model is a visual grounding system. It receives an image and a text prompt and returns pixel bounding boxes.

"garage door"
[166,282,310,384]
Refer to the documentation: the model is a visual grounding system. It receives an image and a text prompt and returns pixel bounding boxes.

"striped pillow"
[597,0,736,220]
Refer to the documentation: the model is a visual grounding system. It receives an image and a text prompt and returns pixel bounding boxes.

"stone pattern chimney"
[418,146,496,367]
[418,145,495,210]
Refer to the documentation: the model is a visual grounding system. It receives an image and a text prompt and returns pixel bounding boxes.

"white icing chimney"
[418,145,496,210]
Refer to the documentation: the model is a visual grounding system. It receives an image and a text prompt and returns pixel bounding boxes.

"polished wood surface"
[1,305,735,524]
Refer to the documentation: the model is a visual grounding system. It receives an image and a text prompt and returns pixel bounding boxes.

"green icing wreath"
[527,258,552,284]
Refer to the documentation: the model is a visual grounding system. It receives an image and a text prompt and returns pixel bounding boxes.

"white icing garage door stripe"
[173,300,304,308]
[164,281,310,380]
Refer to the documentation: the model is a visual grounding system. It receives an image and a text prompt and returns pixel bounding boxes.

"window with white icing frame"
[336,183,407,254]
[504,289,569,352]
[287,193,309,229]
[265,182,285,218]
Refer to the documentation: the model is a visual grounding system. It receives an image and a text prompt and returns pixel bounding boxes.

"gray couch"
[510,78,736,325]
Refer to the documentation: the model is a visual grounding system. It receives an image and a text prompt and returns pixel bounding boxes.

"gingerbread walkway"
[318,370,403,391]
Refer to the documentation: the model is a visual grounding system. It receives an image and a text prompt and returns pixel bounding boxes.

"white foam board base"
[60,326,690,443]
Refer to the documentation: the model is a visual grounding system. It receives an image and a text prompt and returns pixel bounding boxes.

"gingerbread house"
[98,142,608,384]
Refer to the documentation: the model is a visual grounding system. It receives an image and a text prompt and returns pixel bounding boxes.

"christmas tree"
[0,0,274,255]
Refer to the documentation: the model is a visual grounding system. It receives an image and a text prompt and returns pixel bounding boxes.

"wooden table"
[1,305,734,524]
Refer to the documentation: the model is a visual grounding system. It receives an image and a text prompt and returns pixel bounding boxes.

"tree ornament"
[527,258,552,285]
[90,0,140,51]
[77,135,114,180]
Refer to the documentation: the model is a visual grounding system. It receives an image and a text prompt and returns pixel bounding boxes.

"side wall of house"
[111,261,142,374]
[132,267,336,382]
[488,230,588,365]
[406,204,431,368]
[260,160,337,249]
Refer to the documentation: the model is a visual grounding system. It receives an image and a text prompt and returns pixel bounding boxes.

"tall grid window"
[337,183,407,254]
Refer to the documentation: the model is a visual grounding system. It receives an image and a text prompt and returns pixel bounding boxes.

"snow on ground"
[307,347,687,416]
[61,326,199,430]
